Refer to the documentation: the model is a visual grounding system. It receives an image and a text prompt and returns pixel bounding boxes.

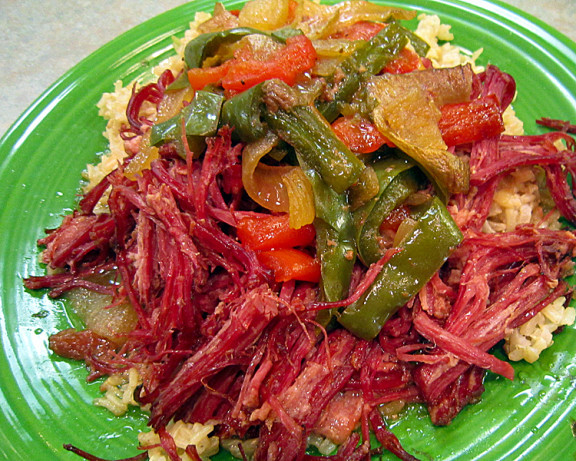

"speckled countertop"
[0,0,574,137]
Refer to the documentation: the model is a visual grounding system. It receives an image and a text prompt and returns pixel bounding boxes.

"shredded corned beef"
[49,329,121,379]
[64,444,148,461]
[537,117,576,134]
[125,70,175,136]
[26,63,576,461]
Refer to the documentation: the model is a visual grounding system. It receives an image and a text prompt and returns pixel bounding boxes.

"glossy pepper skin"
[184,27,268,69]
[339,197,462,339]
[149,90,225,157]
[262,81,366,194]
[221,83,267,142]
[236,213,316,251]
[183,26,300,70]
[317,22,424,123]
[353,156,421,266]
[300,160,356,303]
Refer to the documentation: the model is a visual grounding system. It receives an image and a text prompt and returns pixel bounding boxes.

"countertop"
[1,0,575,137]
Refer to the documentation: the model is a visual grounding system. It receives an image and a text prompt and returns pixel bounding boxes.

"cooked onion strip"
[242,134,315,227]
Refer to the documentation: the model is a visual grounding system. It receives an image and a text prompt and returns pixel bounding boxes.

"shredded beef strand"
[158,426,181,461]
[426,365,485,426]
[185,444,202,461]
[537,117,576,133]
[413,310,514,380]
[369,408,419,461]
[49,329,123,380]
[311,248,401,310]
[63,444,147,461]
[126,69,175,135]
[544,163,576,224]
[24,261,117,298]
[150,286,280,428]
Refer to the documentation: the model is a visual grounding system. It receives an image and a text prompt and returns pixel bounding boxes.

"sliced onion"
[293,0,416,39]
[156,86,195,123]
[393,217,417,247]
[312,39,363,58]
[65,271,138,345]
[368,67,473,196]
[124,133,160,180]
[242,134,315,227]
[242,134,291,211]
[327,1,416,34]
[282,167,315,228]
[238,0,291,31]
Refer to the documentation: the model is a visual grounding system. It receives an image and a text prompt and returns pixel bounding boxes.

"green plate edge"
[1,0,576,460]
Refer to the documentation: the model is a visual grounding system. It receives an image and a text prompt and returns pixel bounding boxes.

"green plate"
[1,0,576,459]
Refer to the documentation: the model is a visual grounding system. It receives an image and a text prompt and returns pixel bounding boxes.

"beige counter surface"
[1,0,575,137]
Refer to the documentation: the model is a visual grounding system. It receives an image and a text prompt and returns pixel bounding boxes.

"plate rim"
[1,1,576,460]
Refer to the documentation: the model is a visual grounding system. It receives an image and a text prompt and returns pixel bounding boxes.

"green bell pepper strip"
[352,156,414,226]
[263,91,365,193]
[271,27,304,42]
[356,170,419,265]
[316,220,356,303]
[165,72,191,91]
[184,27,299,70]
[353,157,421,266]
[221,83,267,142]
[184,27,267,69]
[317,22,409,122]
[397,22,430,57]
[339,197,462,340]
[298,157,356,304]
[150,90,225,157]
[223,80,365,191]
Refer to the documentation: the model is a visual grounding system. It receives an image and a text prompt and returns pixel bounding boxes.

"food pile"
[24,0,576,460]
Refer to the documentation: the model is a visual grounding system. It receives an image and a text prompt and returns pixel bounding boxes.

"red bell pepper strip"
[237,213,316,251]
[382,47,424,74]
[257,248,321,283]
[187,62,231,91]
[237,213,319,283]
[188,35,317,95]
[438,95,505,146]
[332,115,393,153]
[329,21,386,41]
[222,34,317,94]
[379,204,411,233]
